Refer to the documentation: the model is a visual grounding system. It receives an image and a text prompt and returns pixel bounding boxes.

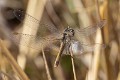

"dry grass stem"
[87,0,104,80]
[46,0,63,28]
[90,0,101,79]
[18,0,47,70]
[90,29,102,80]
[0,71,17,80]
[0,39,29,80]
[73,0,91,27]
[99,1,109,80]
[20,0,46,48]
[117,0,120,80]
[70,46,77,80]
[117,72,120,80]
[42,48,52,80]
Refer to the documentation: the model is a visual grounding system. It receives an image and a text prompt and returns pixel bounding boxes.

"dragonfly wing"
[13,9,61,33]
[74,20,106,38]
[71,41,106,55]
[12,32,61,50]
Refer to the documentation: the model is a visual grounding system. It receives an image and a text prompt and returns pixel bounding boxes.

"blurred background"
[0,0,119,80]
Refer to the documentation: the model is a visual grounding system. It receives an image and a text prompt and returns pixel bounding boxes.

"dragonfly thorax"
[62,26,75,43]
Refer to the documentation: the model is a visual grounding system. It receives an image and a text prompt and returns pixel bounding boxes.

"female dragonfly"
[12,9,106,67]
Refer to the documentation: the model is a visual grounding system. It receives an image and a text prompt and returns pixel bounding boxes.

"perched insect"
[12,9,106,67]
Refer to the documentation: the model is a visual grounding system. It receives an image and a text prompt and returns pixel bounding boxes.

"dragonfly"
[12,9,106,67]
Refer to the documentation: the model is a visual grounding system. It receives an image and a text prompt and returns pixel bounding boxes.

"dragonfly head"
[63,26,75,38]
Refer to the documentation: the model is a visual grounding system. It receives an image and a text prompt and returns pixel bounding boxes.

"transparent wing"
[11,32,61,50]
[71,41,106,55]
[12,9,106,53]
[13,9,106,38]
[13,9,61,33]
[74,19,106,37]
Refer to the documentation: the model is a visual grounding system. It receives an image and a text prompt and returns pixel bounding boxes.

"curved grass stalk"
[42,48,52,80]
[70,46,77,80]
[0,39,30,80]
